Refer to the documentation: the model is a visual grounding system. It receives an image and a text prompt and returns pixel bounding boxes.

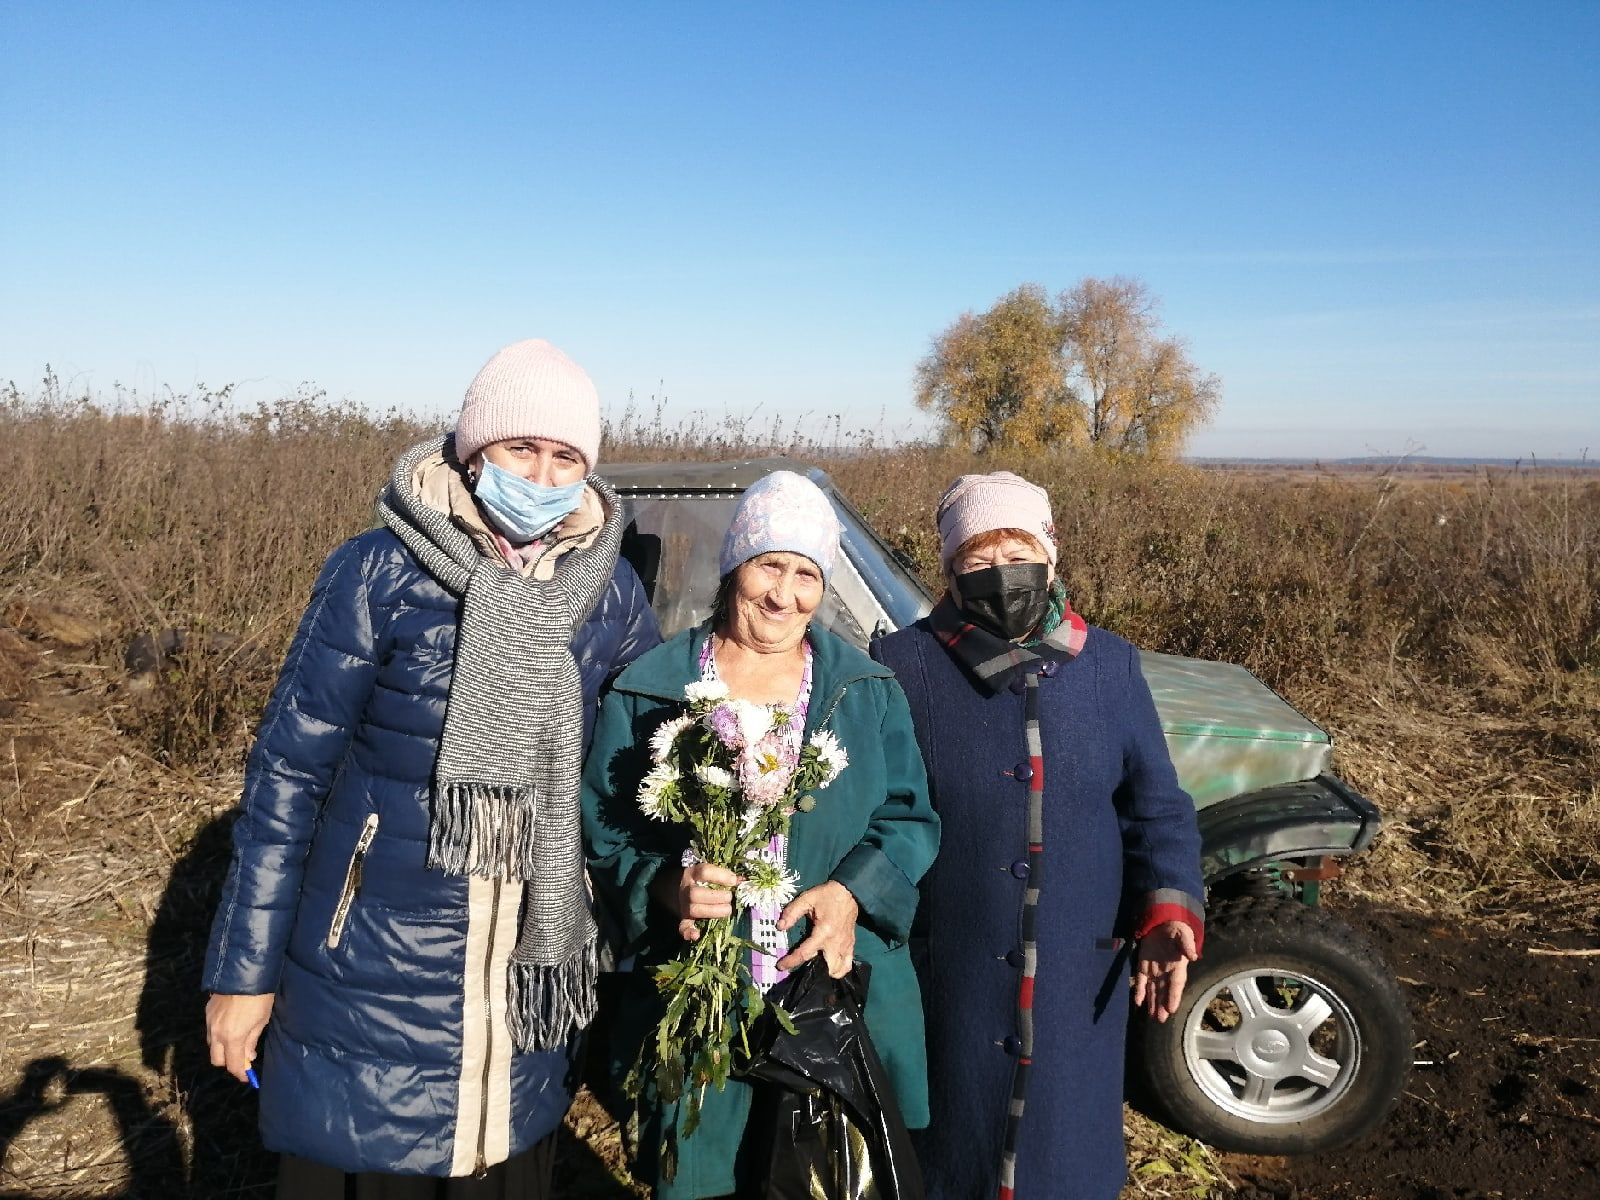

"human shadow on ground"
[135,811,274,1198]
[0,1056,183,1199]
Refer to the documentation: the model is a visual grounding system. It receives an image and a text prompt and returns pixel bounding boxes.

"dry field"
[1,382,1596,1198]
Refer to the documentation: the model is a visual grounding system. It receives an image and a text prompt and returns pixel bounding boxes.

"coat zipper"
[473,877,502,1178]
[326,813,380,949]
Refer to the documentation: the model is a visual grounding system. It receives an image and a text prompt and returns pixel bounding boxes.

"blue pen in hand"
[245,1067,260,1090]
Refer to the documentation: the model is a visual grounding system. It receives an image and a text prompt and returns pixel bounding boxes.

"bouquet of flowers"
[626,677,848,1143]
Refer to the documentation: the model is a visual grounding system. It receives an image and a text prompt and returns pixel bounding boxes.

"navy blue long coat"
[203,526,659,1175]
[872,621,1204,1200]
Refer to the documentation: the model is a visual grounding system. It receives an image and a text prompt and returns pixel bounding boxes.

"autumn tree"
[915,276,1220,457]
[912,284,1073,451]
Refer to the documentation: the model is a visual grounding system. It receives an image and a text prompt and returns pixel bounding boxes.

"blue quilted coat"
[203,524,659,1175]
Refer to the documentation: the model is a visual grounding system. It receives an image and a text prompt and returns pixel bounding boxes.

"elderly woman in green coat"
[581,470,939,1199]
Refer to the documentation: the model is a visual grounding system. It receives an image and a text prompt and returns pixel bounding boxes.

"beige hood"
[409,449,609,581]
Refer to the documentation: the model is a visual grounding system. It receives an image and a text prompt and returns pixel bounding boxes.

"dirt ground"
[2,612,1597,1199]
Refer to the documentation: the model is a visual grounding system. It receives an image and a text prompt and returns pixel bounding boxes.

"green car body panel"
[1138,650,1331,808]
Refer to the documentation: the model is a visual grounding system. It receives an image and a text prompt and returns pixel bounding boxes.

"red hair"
[949,527,1047,565]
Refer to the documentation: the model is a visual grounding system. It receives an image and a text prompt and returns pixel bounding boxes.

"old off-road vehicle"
[601,458,1412,1155]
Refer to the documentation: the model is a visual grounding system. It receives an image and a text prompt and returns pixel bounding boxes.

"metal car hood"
[1140,650,1332,809]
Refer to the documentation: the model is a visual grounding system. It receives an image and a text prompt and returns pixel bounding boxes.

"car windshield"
[615,491,932,649]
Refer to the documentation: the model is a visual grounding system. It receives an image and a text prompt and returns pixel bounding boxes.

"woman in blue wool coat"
[872,471,1206,1200]
[202,340,659,1198]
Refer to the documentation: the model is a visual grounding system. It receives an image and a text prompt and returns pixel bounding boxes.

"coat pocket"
[1091,936,1133,1021]
[907,934,931,985]
[326,813,380,950]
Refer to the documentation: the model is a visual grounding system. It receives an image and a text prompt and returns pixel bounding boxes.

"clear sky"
[3,2,1596,458]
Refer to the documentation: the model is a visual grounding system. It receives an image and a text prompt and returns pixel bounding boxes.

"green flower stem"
[632,721,839,1162]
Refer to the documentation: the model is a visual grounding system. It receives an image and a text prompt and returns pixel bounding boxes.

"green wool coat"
[581,623,939,1200]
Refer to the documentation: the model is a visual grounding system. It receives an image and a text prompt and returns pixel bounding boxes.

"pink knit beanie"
[936,471,1058,567]
[453,339,602,470]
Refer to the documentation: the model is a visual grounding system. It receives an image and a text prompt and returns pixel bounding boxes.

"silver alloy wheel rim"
[1181,966,1362,1124]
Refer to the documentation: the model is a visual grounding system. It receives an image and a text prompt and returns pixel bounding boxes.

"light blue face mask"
[472,461,586,544]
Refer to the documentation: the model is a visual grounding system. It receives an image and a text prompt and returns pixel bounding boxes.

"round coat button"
[1003,1035,1023,1056]
[1039,659,1059,677]
[1010,860,1030,879]
[1013,762,1034,782]
[1005,949,1026,969]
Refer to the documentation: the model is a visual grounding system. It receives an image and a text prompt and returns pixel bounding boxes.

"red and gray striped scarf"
[926,580,1089,696]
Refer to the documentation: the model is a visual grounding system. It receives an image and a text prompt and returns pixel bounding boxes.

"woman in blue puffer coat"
[203,339,660,1198]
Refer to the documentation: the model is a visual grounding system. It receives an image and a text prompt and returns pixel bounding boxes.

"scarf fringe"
[428,783,541,880]
[506,939,600,1052]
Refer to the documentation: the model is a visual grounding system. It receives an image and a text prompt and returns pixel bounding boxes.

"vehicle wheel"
[1129,896,1412,1154]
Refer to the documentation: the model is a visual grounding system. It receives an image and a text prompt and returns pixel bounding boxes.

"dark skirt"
[276,1133,557,1200]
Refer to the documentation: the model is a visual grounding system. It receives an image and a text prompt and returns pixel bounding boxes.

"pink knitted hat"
[936,471,1058,568]
[453,339,602,469]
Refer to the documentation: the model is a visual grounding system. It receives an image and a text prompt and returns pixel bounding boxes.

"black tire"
[1129,897,1412,1154]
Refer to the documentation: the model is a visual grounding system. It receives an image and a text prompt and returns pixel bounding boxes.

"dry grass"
[1,379,1596,1197]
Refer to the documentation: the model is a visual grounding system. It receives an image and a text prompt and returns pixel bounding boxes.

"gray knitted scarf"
[377,435,622,1051]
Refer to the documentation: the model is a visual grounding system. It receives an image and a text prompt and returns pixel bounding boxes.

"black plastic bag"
[736,958,926,1200]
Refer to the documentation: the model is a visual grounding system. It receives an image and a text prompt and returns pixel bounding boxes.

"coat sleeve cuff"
[831,844,917,948]
[1133,888,1206,957]
[203,932,287,995]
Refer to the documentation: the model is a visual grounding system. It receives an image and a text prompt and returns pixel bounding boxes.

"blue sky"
[3,2,1596,458]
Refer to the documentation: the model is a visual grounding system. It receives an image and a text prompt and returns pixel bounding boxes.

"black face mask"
[954,562,1052,641]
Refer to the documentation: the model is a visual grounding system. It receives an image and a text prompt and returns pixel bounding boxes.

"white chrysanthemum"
[684,679,730,705]
[696,763,734,790]
[727,698,774,745]
[738,805,765,838]
[649,715,693,764]
[636,763,679,821]
[809,730,849,784]
[737,854,799,910]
